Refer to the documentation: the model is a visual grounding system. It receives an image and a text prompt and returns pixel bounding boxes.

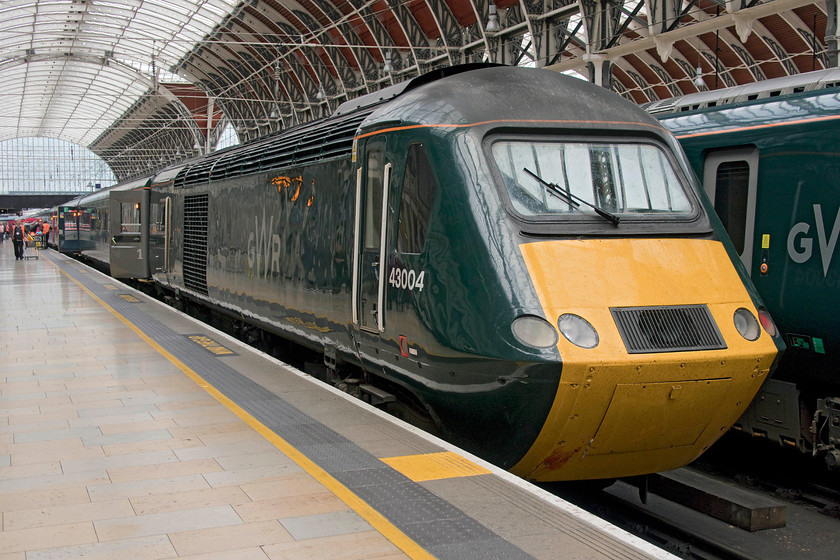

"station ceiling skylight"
[0,0,239,146]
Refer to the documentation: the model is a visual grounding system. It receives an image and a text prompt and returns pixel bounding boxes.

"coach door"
[702,147,759,273]
[57,205,75,252]
[353,141,392,333]
[110,189,149,279]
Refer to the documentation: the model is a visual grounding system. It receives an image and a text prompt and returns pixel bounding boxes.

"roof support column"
[205,97,213,154]
[580,0,622,88]
[827,0,840,67]
[646,0,684,61]
[581,0,622,51]
[586,56,614,88]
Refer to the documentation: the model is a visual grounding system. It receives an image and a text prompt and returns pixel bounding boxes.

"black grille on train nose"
[611,305,727,353]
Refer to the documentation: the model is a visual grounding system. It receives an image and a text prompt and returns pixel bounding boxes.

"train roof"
[170,103,370,188]
[74,176,153,206]
[643,67,840,115]
[363,64,661,131]
[657,83,840,138]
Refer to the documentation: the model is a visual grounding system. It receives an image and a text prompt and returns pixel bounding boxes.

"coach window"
[713,161,749,254]
[120,202,141,233]
[398,144,438,253]
[80,207,93,231]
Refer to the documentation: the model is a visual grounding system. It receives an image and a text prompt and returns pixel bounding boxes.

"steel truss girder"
[82,0,833,171]
[548,0,818,80]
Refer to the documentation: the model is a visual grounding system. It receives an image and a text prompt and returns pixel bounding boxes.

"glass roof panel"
[0,0,241,145]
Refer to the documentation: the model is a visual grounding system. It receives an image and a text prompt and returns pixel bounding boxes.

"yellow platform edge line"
[54,264,436,560]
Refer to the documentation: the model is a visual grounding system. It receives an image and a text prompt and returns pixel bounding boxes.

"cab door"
[110,189,150,279]
[352,140,392,333]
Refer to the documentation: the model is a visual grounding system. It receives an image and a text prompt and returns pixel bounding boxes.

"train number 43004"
[389,267,426,292]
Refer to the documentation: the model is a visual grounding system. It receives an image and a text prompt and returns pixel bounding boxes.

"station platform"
[0,243,677,560]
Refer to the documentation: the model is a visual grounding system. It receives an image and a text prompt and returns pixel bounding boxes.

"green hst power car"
[60,65,782,481]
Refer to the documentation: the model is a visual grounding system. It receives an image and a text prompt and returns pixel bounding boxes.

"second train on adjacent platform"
[56,65,782,481]
[654,69,840,467]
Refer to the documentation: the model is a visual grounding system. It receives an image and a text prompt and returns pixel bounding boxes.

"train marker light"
[512,316,559,349]
[557,314,599,349]
[758,307,778,337]
[734,308,761,341]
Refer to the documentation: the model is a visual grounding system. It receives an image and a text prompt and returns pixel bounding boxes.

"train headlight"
[512,316,559,349]
[557,314,599,349]
[758,307,777,337]
[733,308,761,341]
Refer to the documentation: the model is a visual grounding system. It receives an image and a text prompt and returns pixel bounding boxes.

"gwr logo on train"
[247,175,313,279]
[787,204,840,276]
[247,209,281,278]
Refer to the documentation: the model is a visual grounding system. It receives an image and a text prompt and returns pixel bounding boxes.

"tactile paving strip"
[50,253,536,560]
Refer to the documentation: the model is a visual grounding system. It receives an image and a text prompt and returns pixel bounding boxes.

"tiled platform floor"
[0,244,406,559]
[0,240,674,560]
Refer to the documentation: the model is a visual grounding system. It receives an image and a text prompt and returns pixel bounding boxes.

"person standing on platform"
[12,221,25,260]
[0,221,5,244]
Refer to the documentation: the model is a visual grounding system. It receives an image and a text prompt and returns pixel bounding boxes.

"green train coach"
[655,69,840,468]
[65,65,781,481]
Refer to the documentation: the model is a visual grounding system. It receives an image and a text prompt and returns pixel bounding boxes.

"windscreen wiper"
[523,167,620,226]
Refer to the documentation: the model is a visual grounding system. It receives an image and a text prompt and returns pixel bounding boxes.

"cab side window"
[398,144,438,254]
[364,150,384,251]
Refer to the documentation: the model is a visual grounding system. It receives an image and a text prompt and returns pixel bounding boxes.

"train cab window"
[120,202,141,233]
[713,161,749,254]
[492,140,692,220]
[398,144,438,253]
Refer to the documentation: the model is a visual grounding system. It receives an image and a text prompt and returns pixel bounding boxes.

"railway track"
[554,481,762,560]
[548,434,840,560]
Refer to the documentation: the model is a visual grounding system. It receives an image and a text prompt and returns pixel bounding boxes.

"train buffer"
[640,468,786,531]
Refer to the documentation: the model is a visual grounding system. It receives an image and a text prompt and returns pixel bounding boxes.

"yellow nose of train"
[513,238,778,481]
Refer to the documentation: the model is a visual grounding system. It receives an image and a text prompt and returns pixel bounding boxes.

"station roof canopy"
[0,0,832,180]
